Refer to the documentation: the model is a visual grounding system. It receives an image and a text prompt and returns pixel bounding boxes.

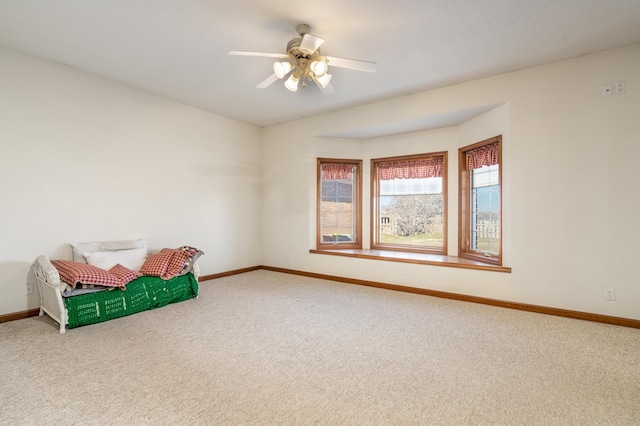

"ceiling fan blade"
[313,77,335,95]
[256,73,280,89]
[300,34,324,53]
[326,56,377,73]
[229,50,289,59]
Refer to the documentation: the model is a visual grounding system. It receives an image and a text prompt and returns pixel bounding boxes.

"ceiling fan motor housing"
[287,38,320,59]
[287,37,320,79]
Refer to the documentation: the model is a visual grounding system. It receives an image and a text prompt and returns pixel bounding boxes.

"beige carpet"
[1,270,639,425]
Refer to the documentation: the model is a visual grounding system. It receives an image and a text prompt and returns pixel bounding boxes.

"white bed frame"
[33,255,68,333]
[32,243,200,334]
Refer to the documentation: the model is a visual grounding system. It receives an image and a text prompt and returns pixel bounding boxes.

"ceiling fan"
[229,24,377,94]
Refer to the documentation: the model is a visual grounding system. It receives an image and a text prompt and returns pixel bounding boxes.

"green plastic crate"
[64,274,198,329]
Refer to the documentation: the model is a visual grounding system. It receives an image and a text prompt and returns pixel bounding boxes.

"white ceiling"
[1,0,639,129]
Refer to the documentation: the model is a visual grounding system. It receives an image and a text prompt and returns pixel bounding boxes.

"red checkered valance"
[467,142,499,170]
[377,157,443,180]
[321,163,355,180]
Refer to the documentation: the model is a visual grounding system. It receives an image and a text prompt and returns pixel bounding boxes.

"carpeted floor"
[1,270,639,425]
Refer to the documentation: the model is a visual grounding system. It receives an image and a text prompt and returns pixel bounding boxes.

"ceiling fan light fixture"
[273,61,293,79]
[310,58,329,77]
[229,24,377,94]
[284,74,300,91]
[315,73,332,88]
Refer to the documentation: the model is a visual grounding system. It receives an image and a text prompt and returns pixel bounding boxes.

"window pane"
[394,179,410,195]
[320,164,357,245]
[321,211,355,242]
[470,165,500,255]
[472,165,499,187]
[379,180,394,195]
[376,173,444,250]
[425,177,442,194]
[379,194,443,246]
[409,178,427,194]
[337,181,353,197]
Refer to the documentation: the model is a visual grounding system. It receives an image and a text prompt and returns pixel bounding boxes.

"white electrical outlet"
[604,288,616,301]
[615,81,626,95]
[402,266,408,275]
[284,252,289,262]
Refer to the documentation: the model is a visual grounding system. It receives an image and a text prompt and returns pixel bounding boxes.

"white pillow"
[84,247,148,271]
[71,238,149,263]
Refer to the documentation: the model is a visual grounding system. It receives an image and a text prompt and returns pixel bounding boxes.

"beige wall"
[261,44,640,320]
[2,43,638,321]
[0,45,263,315]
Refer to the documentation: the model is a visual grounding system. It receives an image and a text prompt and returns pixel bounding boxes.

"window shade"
[321,163,355,180]
[377,157,443,180]
[467,142,499,170]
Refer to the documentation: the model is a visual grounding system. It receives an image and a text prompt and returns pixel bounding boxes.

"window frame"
[371,152,448,255]
[458,136,502,265]
[316,158,363,250]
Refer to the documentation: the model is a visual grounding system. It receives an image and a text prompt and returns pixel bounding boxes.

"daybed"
[33,239,202,333]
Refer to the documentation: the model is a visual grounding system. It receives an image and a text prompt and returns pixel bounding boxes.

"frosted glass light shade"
[284,74,300,91]
[310,58,328,77]
[273,61,293,79]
